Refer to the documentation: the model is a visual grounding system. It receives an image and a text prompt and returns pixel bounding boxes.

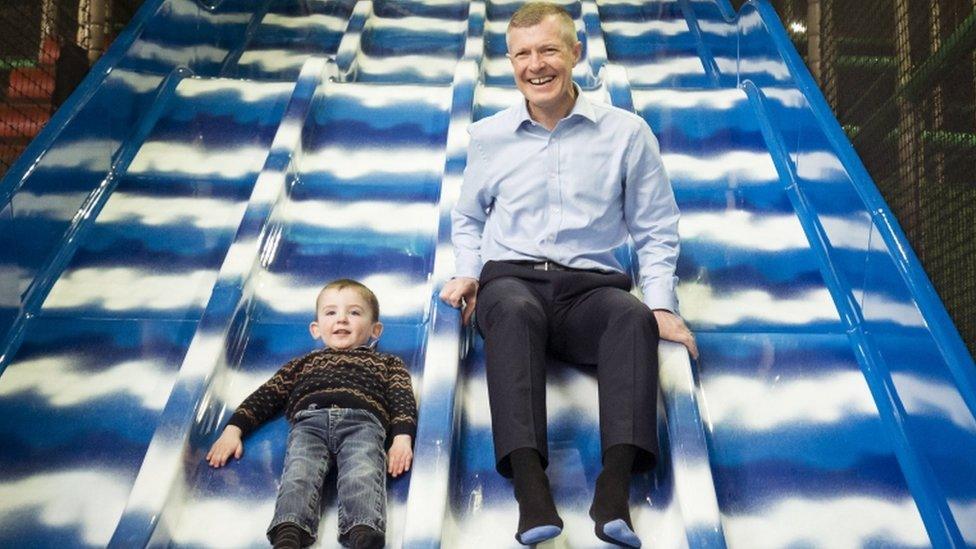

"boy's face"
[309,288,383,350]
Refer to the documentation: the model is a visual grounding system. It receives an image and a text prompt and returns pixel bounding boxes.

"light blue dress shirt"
[451,89,681,312]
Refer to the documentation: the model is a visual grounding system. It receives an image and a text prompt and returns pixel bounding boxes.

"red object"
[7,67,56,101]
[1,34,61,169]
[0,103,51,138]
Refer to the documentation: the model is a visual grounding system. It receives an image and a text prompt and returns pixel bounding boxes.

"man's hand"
[206,425,243,468]
[387,434,413,477]
[439,277,479,326]
[653,310,699,360]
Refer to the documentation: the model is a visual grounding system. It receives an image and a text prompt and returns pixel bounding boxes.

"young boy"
[207,279,417,549]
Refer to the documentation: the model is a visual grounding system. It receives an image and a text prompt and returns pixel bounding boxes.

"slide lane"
[612,1,976,547]
[0,71,295,547]
[436,3,723,547]
[1,0,974,547]
[162,80,453,547]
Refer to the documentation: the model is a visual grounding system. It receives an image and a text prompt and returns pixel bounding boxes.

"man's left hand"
[653,310,699,360]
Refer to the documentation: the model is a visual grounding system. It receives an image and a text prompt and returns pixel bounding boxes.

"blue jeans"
[267,406,387,546]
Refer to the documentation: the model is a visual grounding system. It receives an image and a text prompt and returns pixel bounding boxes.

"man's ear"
[370,321,384,341]
[309,321,321,340]
[572,40,582,64]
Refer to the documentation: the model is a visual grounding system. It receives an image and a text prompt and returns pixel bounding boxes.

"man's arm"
[624,121,698,359]
[440,132,491,325]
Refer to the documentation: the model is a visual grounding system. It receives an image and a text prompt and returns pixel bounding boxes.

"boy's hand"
[387,434,413,478]
[206,425,244,468]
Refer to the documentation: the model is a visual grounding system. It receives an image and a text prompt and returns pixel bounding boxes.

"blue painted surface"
[0,0,973,547]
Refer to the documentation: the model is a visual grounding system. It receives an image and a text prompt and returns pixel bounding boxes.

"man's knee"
[479,279,546,330]
[487,295,546,328]
[608,296,658,338]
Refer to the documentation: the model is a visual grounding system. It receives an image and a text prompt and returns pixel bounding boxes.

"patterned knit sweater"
[228,347,417,442]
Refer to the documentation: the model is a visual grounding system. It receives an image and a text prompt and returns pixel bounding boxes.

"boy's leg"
[333,410,388,546]
[267,410,334,546]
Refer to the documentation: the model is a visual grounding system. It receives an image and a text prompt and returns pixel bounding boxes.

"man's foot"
[270,523,305,549]
[510,448,563,545]
[347,524,385,549]
[593,518,641,548]
[589,444,641,548]
[517,524,563,545]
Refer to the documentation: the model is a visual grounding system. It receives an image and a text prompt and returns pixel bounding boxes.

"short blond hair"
[507,2,578,49]
[316,279,380,321]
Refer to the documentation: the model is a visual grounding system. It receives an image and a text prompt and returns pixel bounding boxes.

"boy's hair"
[316,279,380,321]
[507,2,578,48]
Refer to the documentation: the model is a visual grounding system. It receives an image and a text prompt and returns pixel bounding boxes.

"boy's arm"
[206,354,306,468]
[207,425,243,468]
[384,355,418,443]
[387,434,413,477]
[225,354,305,437]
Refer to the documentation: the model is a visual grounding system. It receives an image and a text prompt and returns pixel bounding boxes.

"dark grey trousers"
[475,260,660,478]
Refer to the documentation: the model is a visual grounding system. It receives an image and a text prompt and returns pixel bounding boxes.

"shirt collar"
[510,83,596,132]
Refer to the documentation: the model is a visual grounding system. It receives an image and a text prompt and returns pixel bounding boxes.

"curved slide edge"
[106,57,333,548]
[400,57,479,549]
[739,0,976,390]
[744,80,967,548]
[659,341,727,549]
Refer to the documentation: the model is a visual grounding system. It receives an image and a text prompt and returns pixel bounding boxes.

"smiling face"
[507,14,581,127]
[310,287,383,351]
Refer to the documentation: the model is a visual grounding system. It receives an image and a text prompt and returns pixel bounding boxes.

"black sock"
[510,448,563,543]
[589,444,640,547]
[271,523,304,549]
[347,525,385,549]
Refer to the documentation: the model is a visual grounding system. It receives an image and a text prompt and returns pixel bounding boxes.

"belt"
[509,260,573,271]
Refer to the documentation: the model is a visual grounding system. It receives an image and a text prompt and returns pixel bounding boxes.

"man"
[440,2,698,547]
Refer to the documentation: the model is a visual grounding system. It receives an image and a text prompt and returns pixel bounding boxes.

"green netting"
[0,0,142,174]
[733,0,975,359]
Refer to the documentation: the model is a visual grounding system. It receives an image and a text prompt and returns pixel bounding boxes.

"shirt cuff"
[454,252,483,280]
[641,280,678,314]
[227,412,255,438]
[390,421,416,442]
